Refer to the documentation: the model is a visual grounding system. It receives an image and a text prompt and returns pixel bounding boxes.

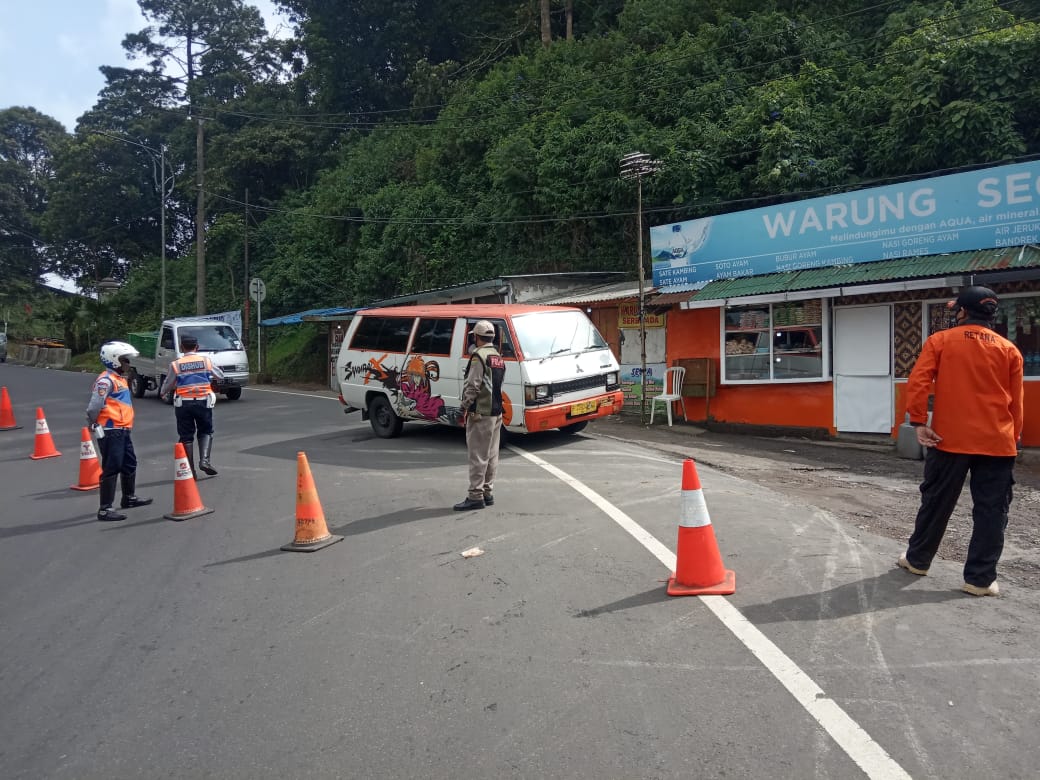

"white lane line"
[248,387,341,400]
[508,443,912,780]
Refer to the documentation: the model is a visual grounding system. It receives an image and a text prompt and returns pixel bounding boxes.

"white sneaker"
[962,581,999,597]
[897,555,928,576]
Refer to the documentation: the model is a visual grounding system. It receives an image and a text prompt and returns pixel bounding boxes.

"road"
[2,363,1039,779]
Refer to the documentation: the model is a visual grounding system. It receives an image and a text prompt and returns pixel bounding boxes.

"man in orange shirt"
[899,286,1024,596]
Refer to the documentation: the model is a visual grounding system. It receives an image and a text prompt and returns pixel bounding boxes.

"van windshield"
[512,310,608,359]
[180,325,242,351]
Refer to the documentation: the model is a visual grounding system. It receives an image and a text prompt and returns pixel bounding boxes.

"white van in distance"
[336,304,624,437]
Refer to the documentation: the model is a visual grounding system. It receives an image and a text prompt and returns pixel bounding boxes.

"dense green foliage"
[4,0,1040,374]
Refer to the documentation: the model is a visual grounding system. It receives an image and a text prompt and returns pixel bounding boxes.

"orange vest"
[171,353,214,399]
[907,324,1024,456]
[96,370,135,429]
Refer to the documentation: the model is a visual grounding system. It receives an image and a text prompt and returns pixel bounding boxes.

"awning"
[260,307,361,326]
[684,245,1040,305]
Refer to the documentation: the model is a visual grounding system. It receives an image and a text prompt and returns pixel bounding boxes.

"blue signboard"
[651,161,1040,288]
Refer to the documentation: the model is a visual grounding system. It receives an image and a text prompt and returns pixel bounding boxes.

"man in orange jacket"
[899,285,1024,596]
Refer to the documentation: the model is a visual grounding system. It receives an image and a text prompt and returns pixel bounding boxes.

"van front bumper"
[523,390,625,432]
[213,373,249,389]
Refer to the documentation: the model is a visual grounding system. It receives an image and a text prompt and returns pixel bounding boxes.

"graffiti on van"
[400,355,446,420]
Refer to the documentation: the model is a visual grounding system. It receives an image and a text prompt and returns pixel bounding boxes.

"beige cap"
[469,320,495,338]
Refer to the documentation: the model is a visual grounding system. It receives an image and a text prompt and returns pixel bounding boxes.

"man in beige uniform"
[454,320,506,511]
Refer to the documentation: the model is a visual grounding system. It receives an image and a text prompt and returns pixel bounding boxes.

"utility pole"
[195,115,206,315]
[620,151,662,425]
[243,188,250,348]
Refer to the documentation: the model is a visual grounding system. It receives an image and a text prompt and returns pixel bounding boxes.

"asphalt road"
[2,363,1039,779]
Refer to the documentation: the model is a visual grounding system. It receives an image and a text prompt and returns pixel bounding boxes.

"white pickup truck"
[126,318,250,401]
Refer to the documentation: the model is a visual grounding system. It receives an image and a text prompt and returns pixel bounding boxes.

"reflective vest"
[96,370,134,429]
[171,353,215,399]
[465,345,505,416]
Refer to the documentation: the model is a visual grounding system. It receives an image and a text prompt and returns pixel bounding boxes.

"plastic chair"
[649,366,687,426]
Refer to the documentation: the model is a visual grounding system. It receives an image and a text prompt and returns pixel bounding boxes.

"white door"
[833,305,892,433]
[619,327,665,364]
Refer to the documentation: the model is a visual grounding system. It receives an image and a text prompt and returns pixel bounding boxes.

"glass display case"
[723,300,825,382]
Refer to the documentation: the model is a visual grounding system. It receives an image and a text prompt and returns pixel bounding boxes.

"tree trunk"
[540,0,551,47]
[566,0,573,40]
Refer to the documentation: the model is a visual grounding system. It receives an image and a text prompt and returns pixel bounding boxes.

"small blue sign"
[651,161,1040,288]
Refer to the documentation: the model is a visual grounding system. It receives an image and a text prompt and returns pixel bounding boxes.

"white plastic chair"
[649,366,687,426]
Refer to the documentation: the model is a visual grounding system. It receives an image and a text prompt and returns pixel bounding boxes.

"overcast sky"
[0,0,290,132]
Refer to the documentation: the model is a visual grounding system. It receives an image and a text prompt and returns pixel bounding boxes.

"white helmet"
[100,340,139,370]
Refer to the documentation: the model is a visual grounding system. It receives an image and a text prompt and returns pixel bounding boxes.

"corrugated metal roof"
[531,280,645,305]
[689,246,1040,302]
[260,307,360,326]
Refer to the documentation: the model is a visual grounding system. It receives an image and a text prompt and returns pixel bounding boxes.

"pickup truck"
[126,318,250,401]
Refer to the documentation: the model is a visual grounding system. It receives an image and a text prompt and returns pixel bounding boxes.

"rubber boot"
[120,473,153,509]
[97,475,126,521]
[182,441,197,480]
[198,434,218,476]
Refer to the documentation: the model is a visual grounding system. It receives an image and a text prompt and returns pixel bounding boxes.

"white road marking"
[508,442,912,780]
[249,387,341,400]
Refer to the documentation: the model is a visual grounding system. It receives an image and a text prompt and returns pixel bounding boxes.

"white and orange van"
[336,304,623,437]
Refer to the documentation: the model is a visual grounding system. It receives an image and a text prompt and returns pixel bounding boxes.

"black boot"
[120,474,153,509]
[97,476,126,521]
[182,441,197,480]
[198,434,217,476]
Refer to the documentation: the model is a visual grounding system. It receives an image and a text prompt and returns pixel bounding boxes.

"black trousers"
[97,428,137,480]
[175,401,213,443]
[906,448,1015,587]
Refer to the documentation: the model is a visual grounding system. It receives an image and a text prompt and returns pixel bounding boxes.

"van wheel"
[368,395,403,438]
[130,371,147,398]
[559,420,589,435]
[224,387,242,400]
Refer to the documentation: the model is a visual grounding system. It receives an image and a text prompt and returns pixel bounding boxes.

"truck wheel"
[224,387,242,401]
[368,395,403,438]
[558,420,589,435]
[130,371,147,398]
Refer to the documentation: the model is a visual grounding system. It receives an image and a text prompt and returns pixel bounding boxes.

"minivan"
[336,304,624,437]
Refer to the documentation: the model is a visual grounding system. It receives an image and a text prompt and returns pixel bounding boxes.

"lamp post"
[620,151,661,425]
[92,132,174,320]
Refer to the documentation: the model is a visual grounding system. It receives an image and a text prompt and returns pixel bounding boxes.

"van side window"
[412,318,454,356]
[350,317,415,353]
[465,318,514,358]
[160,327,175,349]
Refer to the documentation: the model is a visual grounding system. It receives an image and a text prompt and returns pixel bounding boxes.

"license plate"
[570,399,599,416]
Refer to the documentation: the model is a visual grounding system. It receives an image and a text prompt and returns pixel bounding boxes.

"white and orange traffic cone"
[163,442,213,521]
[29,407,61,460]
[667,459,735,596]
[70,427,102,490]
[0,386,22,431]
[281,452,343,552]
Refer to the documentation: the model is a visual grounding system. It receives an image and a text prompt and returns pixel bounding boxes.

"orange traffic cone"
[0,386,22,431]
[667,459,735,596]
[70,427,102,490]
[281,451,343,552]
[29,407,61,460]
[163,442,213,521]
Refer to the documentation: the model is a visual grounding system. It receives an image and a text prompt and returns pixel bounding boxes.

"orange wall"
[666,308,835,432]
[895,381,1040,447]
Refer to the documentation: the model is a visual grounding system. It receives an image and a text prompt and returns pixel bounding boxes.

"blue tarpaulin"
[260,307,361,326]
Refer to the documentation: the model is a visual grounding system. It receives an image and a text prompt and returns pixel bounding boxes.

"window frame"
[720,299,830,384]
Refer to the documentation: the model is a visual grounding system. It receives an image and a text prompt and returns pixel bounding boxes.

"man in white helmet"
[86,341,153,521]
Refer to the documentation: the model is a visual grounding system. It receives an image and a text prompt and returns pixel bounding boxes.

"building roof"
[260,307,361,326]
[686,246,1040,303]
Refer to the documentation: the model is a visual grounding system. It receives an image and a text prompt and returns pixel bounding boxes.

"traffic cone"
[667,459,735,596]
[0,387,22,431]
[281,451,343,552]
[29,407,61,460]
[163,442,213,521]
[70,427,102,490]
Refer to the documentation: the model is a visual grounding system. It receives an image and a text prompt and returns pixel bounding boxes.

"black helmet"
[948,285,999,320]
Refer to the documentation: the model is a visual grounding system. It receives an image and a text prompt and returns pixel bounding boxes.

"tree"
[122,0,278,314]
[0,107,67,285]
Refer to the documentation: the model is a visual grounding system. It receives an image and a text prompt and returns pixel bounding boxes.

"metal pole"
[637,176,648,425]
[160,145,167,322]
[256,296,261,376]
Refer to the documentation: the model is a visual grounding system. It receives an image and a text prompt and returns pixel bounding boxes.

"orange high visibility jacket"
[95,370,135,429]
[906,323,1024,456]
[169,353,217,399]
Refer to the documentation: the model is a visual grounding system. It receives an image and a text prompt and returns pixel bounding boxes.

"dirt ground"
[589,417,1040,591]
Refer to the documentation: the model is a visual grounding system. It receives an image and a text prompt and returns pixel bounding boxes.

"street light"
[92,132,174,320]
[620,151,662,425]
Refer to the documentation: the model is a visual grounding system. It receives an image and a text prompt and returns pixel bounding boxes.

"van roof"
[359,304,580,317]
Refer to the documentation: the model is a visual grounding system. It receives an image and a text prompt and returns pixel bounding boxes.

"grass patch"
[263,324,327,385]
